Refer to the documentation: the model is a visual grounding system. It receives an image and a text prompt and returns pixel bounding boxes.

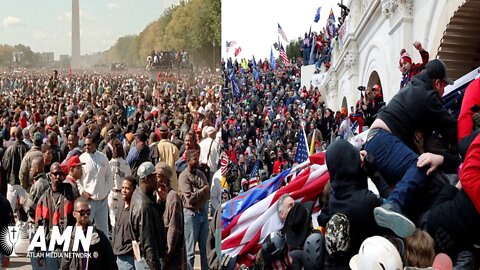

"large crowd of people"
[221,40,480,269]
[0,67,222,270]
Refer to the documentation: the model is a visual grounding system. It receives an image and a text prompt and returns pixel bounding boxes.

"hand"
[473,112,480,130]
[413,131,425,154]
[38,258,45,267]
[82,191,91,200]
[413,41,423,51]
[156,187,168,201]
[362,104,367,111]
[417,153,444,175]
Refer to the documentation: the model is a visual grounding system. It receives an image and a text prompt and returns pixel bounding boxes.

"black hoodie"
[323,140,389,254]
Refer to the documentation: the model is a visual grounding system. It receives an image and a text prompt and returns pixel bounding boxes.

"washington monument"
[71,0,80,69]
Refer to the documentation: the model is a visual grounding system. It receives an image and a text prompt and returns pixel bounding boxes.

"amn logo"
[28,226,93,252]
[0,226,22,257]
[0,225,93,258]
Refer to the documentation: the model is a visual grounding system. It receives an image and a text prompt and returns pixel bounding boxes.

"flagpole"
[303,127,310,155]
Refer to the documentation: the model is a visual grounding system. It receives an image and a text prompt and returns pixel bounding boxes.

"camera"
[357,86,366,91]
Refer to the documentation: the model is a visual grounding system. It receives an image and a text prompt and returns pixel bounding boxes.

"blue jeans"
[184,208,208,270]
[365,129,427,211]
[88,198,109,235]
[117,255,135,270]
[134,257,150,270]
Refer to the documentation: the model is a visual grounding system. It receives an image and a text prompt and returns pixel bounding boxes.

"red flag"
[234,47,242,57]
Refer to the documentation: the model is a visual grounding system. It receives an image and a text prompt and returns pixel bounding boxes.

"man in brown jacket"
[179,149,210,270]
[156,162,187,270]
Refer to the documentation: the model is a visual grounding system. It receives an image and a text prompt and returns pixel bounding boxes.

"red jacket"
[458,78,480,141]
[460,133,480,213]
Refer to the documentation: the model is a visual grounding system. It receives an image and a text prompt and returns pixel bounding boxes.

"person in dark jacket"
[321,140,391,260]
[421,133,480,259]
[126,131,150,178]
[2,128,29,211]
[61,197,118,270]
[130,162,165,269]
[365,59,456,238]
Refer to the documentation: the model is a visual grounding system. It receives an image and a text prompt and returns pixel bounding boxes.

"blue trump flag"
[221,168,292,228]
[314,7,321,23]
[229,70,240,98]
[252,55,259,81]
[270,48,276,70]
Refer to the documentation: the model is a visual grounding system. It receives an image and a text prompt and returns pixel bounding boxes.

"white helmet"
[349,236,403,270]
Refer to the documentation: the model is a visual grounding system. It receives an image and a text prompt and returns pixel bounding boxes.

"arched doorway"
[367,71,383,95]
[437,0,480,80]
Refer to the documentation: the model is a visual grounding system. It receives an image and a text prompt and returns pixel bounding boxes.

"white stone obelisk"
[71,0,80,69]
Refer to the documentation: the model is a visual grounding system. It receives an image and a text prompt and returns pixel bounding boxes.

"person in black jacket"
[61,197,118,270]
[130,162,165,269]
[319,139,391,265]
[365,59,457,238]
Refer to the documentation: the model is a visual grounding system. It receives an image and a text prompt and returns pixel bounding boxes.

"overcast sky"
[221,0,342,60]
[1,0,179,59]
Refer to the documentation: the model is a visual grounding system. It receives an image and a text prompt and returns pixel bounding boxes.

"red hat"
[67,156,86,171]
[373,84,381,92]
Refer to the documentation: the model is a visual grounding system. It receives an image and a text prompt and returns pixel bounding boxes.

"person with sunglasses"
[61,197,117,270]
[34,162,79,269]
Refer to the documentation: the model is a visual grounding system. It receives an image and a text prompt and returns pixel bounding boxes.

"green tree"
[286,38,302,60]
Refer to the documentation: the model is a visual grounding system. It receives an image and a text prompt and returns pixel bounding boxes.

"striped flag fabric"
[221,152,328,265]
[221,152,229,176]
[294,129,310,164]
[278,23,288,43]
[249,160,260,189]
[279,45,290,66]
[221,168,292,229]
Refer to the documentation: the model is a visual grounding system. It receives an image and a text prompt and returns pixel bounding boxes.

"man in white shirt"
[199,126,219,184]
[78,134,113,235]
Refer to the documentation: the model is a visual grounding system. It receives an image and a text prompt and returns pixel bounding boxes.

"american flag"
[279,45,290,66]
[278,23,288,43]
[294,128,310,164]
[249,160,260,188]
[226,40,237,52]
[221,153,329,265]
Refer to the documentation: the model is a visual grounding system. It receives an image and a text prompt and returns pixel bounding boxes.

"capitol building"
[308,0,480,109]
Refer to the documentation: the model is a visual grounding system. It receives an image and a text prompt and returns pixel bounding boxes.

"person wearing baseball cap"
[364,58,457,239]
[155,161,187,269]
[64,155,85,194]
[130,161,166,269]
